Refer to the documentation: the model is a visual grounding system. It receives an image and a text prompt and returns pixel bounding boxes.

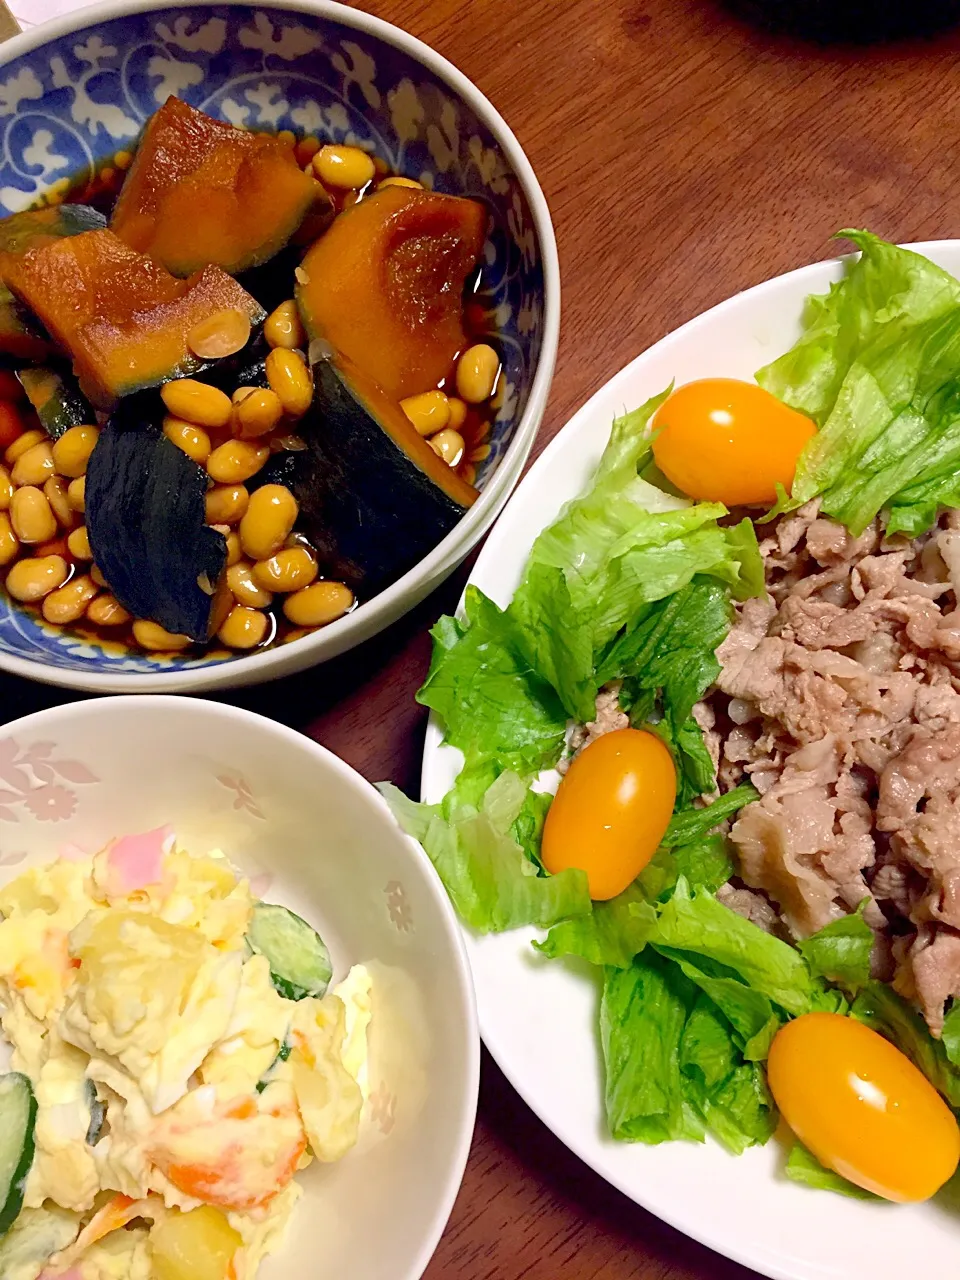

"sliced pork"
[711,506,960,1035]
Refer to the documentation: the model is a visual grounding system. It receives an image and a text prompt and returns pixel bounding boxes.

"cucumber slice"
[255,1038,292,1094]
[0,1205,79,1270]
[247,903,332,1001]
[0,1073,37,1238]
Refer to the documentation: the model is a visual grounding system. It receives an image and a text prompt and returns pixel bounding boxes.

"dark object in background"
[723,0,960,42]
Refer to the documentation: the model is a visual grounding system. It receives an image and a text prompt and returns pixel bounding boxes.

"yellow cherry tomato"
[767,1012,960,1202]
[542,727,676,901]
[651,378,817,506]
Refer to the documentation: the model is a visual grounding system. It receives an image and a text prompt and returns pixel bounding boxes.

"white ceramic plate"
[420,241,960,1280]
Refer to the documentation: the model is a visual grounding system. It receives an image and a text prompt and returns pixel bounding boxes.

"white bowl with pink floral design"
[0,695,479,1280]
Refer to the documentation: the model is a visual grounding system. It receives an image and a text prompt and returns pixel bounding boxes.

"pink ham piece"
[101,825,173,897]
[40,1270,82,1280]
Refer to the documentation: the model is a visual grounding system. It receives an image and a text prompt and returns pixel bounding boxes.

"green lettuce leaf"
[416,586,567,775]
[852,981,960,1109]
[785,1143,878,1199]
[534,883,658,968]
[942,1002,960,1068]
[759,230,960,425]
[639,835,734,904]
[757,229,960,535]
[506,394,764,722]
[646,879,828,1017]
[884,412,960,536]
[679,995,777,1154]
[597,577,730,698]
[797,902,873,991]
[654,946,782,1060]
[601,578,734,801]
[602,952,776,1152]
[601,951,706,1144]
[378,770,590,934]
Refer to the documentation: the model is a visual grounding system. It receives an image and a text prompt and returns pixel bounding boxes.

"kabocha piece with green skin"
[111,96,319,277]
[295,184,488,402]
[0,1072,37,1238]
[0,204,107,361]
[247,903,333,1001]
[17,364,95,440]
[85,405,229,642]
[0,228,265,409]
[272,353,477,595]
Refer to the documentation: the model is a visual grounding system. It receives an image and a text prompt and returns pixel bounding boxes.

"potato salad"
[0,828,372,1279]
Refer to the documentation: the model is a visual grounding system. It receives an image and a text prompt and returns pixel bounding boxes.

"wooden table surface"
[6,0,960,1275]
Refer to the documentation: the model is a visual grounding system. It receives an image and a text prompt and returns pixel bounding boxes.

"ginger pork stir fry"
[708,501,960,1035]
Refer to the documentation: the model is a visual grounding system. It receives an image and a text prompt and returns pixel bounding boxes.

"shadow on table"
[473,1045,755,1278]
[713,0,960,43]
[0,556,473,793]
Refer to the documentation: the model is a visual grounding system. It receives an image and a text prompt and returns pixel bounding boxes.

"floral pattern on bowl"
[0,735,99,821]
[0,3,545,675]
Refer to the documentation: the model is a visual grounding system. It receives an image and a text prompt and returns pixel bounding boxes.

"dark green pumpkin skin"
[282,360,472,595]
[86,398,227,641]
[17,364,94,439]
[0,204,106,256]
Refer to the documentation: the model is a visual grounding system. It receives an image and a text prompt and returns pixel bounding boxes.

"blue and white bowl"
[0,0,559,690]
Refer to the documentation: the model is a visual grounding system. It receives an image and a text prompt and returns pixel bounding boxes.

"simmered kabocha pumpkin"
[0,204,107,361]
[0,229,265,408]
[296,186,488,401]
[111,96,320,277]
[259,352,478,594]
[0,108,499,660]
